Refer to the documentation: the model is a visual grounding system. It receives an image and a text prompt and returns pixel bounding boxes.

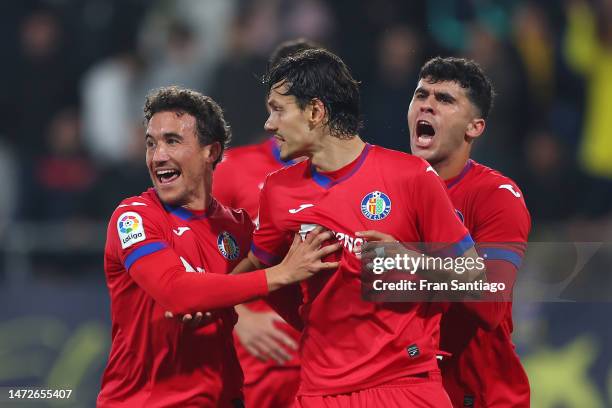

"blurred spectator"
[141,20,204,91]
[512,2,556,116]
[563,0,612,217]
[517,129,581,226]
[85,126,150,220]
[210,1,282,145]
[19,108,98,222]
[465,23,531,176]
[81,49,145,166]
[138,0,237,92]
[363,25,423,150]
[3,6,78,157]
[0,140,17,237]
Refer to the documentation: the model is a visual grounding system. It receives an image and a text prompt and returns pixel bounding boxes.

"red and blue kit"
[214,138,301,407]
[440,160,531,407]
[98,188,265,408]
[252,144,473,398]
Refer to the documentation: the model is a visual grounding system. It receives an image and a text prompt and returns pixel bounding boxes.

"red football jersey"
[213,138,301,384]
[214,138,296,221]
[253,144,474,396]
[98,189,258,408]
[439,160,531,407]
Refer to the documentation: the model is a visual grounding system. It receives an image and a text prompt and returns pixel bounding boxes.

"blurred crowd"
[1,0,612,276]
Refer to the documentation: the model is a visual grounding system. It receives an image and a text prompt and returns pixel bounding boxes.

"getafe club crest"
[361,191,391,221]
[217,231,240,260]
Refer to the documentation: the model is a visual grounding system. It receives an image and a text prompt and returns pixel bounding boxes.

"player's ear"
[465,118,485,140]
[204,141,222,165]
[308,98,326,129]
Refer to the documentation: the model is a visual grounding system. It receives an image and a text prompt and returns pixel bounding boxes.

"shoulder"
[370,145,428,168]
[264,159,309,188]
[368,145,435,181]
[109,189,161,222]
[468,162,526,205]
[467,162,531,238]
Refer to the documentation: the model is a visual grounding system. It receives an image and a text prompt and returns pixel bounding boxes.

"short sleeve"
[473,181,531,266]
[107,202,170,271]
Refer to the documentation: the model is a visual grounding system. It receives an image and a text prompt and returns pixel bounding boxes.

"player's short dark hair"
[268,38,322,69]
[263,48,363,139]
[144,86,231,167]
[419,57,495,119]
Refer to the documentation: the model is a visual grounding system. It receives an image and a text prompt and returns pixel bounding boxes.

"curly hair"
[419,57,495,119]
[144,86,231,167]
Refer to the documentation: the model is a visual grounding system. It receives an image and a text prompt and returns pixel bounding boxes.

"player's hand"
[234,307,297,364]
[356,230,403,262]
[164,311,213,327]
[266,227,341,291]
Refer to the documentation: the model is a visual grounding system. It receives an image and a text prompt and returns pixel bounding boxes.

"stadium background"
[0,0,611,406]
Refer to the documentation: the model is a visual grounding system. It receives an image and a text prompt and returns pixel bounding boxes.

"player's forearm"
[231,251,265,275]
[460,260,519,329]
[130,249,269,314]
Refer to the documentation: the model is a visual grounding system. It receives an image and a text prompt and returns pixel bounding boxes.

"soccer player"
[233,49,483,407]
[213,38,319,408]
[408,57,531,407]
[97,86,340,407]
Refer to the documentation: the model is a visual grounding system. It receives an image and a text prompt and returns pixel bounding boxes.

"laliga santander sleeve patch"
[117,211,146,249]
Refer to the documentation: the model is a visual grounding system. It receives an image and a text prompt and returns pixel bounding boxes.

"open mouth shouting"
[155,168,181,185]
[414,119,436,148]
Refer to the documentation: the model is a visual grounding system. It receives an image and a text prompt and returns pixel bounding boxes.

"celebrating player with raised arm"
[408,57,531,407]
[97,86,339,407]
[231,49,483,407]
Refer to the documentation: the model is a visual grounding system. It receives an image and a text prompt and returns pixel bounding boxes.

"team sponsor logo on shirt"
[117,212,146,249]
[360,191,392,221]
[217,231,240,260]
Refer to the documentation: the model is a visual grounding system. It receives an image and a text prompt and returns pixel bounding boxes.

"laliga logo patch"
[217,231,240,260]
[361,191,391,221]
[117,212,146,249]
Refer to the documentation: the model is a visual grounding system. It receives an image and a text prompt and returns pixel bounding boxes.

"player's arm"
[234,250,305,331]
[358,231,485,285]
[458,183,531,329]
[134,229,338,315]
[414,166,485,284]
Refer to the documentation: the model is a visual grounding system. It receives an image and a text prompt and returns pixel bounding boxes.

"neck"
[185,171,213,211]
[310,134,365,172]
[433,149,471,180]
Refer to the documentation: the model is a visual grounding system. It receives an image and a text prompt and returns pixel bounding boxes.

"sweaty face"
[264,82,314,161]
[407,79,479,165]
[145,111,210,209]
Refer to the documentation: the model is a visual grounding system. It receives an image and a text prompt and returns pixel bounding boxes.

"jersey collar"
[445,159,473,189]
[310,143,372,189]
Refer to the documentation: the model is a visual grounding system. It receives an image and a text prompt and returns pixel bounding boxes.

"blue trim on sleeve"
[251,242,280,266]
[124,242,168,270]
[431,233,475,257]
[479,247,523,268]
